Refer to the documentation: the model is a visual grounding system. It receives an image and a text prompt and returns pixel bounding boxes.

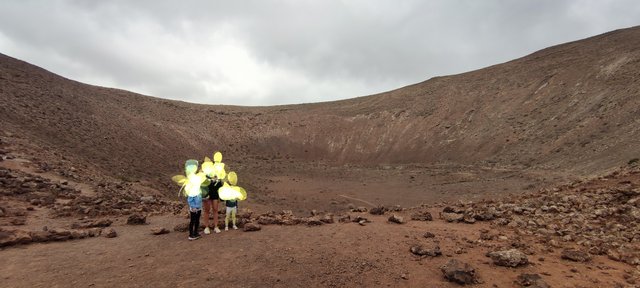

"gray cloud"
[1,0,639,106]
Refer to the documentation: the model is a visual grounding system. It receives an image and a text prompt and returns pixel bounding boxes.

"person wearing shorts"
[203,175,223,234]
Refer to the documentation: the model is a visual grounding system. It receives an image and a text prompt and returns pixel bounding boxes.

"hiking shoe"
[224,226,229,231]
[213,227,221,234]
[204,227,211,235]
[188,235,197,241]
[232,225,238,230]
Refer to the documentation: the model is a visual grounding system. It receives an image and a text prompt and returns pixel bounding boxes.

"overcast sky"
[1,1,639,106]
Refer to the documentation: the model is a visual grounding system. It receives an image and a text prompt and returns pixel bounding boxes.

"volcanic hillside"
[1,26,640,190]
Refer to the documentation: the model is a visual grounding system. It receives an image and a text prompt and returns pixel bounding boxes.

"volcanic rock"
[174,223,189,232]
[423,232,436,238]
[516,273,550,288]
[126,214,146,225]
[0,229,32,247]
[337,215,351,223]
[104,228,117,238]
[442,212,464,222]
[488,249,529,267]
[352,206,368,212]
[306,217,323,226]
[320,214,334,224]
[243,223,261,232]
[410,245,442,257]
[411,210,433,221]
[369,205,386,215]
[150,227,170,235]
[561,249,592,262]
[440,259,478,285]
[388,214,405,224]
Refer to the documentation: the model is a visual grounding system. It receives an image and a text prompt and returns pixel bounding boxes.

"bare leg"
[202,199,211,228]
[212,200,220,229]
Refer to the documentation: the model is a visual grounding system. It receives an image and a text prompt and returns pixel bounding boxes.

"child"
[224,197,238,231]
[188,193,203,240]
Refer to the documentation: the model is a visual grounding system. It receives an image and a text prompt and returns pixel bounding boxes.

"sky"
[1,1,639,106]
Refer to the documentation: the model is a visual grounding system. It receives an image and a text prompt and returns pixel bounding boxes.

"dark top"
[225,199,238,208]
[206,178,223,200]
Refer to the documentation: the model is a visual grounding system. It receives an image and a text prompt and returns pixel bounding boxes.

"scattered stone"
[0,230,32,247]
[352,206,368,212]
[140,196,155,204]
[488,249,529,267]
[410,245,442,257]
[606,246,640,265]
[440,259,478,285]
[424,232,436,238]
[306,217,324,226]
[411,210,433,221]
[352,215,369,224]
[174,223,189,232]
[561,249,592,262]
[126,214,146,225]
[48,229,72,241]
[369,205,386,215]
[243,223,261,232]
[338,214,351,223]
[442,212,464,222]
[150,227,170,235]
[515,273,550,288]
[29,231,51,242]
[320,214,334,224]
[72,219,112,229]
[104,228,117,238]
[87,228,102,237]
[388,214,405,224]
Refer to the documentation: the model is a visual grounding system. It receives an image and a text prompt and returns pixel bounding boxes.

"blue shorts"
[187,195,202,210]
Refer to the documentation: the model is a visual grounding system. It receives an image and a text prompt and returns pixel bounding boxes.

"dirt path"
[338,194,376,207]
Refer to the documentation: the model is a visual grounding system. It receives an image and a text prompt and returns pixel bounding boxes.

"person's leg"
[232,207,238,229]
[189,210,197,238]
[202,200,211,234]
[225,206,230,230]
[194,209,201,237]
[212,200,220,232]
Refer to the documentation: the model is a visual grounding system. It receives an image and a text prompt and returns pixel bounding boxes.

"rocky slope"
[1,26,639,187]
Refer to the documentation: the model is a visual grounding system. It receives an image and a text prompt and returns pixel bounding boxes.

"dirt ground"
[2,157,638,288]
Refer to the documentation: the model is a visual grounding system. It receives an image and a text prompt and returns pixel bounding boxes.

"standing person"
[187,192,203,240]
[203,175,223,234]
[224,197,238,231]
[174,159,207,241]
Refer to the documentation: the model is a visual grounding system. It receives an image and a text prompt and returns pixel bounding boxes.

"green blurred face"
[185,159,198,175]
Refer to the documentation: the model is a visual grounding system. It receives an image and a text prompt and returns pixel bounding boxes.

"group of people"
[172,152,246,241]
